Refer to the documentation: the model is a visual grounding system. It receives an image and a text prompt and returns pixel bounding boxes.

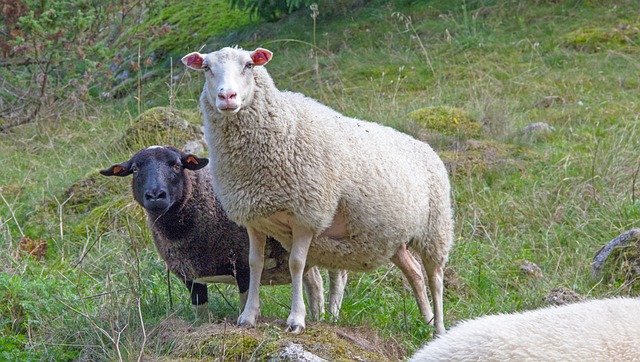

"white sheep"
[410,297,640,361]
[182,46,453,334]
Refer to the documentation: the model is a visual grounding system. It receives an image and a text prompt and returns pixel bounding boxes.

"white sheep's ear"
[182,52,205,70]
[250,48,272,66]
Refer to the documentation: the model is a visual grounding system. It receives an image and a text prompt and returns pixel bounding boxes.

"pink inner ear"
[252,49,272,65]
[186,53,204,68]
[186,156,199,165]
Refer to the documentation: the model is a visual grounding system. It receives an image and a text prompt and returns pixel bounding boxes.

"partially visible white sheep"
[182,47,453,334]
[410,298,640,361]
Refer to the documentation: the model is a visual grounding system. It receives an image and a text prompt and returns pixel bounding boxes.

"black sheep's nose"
[145,189,167,202]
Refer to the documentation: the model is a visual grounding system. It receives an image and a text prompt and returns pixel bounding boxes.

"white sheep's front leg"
[287,223,314,333]
[237,227,266,328]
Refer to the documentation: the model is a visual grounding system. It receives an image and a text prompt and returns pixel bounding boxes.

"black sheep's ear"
[100,162,133,177]
[182,154,209,171]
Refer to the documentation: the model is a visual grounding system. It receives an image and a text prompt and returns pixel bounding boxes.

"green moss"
[563,24,640,52]
[409,106,482,138]
[111,0,253,67]
[147,319,396,361]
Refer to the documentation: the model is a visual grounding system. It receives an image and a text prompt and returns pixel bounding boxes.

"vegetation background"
[1,0,640,360]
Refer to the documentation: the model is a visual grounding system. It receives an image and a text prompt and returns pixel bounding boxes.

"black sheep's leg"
[235,268,250,313]
[185,280,208,305]
[185,280,209,321]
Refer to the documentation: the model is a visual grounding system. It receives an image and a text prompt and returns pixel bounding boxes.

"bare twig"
[310,3,320,85]
[213,284,236,310]
[0,191,24,237]
[137,42,142,116]
[166,269,173,309]
[53,194,73,241]
[0,58,49,67]
[54,295,126,362]
[632,158,640,203]
[591,229,640,278]
[393,12,435,76]
[137,297,146,362]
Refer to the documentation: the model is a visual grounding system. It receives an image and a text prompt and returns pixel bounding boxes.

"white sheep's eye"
[244,63,253,71]
[203,64,210,72]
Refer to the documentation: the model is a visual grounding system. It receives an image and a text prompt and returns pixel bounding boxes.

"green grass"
[2,0,640,360]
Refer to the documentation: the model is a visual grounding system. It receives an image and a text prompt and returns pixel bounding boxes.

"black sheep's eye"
[132,165,139,173]
[173,164,182,172]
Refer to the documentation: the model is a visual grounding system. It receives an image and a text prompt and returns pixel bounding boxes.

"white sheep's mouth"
[217,105,240,115]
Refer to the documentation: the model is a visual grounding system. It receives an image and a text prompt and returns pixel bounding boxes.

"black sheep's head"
[100,146,209,214]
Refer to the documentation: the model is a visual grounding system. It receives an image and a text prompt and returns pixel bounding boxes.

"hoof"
[237,315,257,328]
[286,324,306,334]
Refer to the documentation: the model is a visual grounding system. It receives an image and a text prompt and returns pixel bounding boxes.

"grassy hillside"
[2,0,640,360]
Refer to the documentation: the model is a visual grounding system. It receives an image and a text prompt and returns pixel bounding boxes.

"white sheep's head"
[182,47,272,116]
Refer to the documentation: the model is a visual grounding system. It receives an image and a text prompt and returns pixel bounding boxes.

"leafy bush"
[0,0,160,129]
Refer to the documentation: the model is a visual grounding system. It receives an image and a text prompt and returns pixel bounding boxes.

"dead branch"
[591,229,640,278]
[0,58,49,67]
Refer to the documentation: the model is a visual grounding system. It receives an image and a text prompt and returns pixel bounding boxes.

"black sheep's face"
[100,146,209,215]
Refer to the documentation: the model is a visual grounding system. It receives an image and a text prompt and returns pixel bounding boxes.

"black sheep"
[100,146,346,319]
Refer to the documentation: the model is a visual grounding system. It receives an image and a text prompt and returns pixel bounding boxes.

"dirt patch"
[145,316,405,361]
[543,287,585,306]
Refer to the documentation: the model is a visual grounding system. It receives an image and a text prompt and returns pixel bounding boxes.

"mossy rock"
[120,106,206,154]
[145,317,403,361]
[562,24,640,53]
[408,106,482,139]
[61,170,145,234]
[62,171,128,214]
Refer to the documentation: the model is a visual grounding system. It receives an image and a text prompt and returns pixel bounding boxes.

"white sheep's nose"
[217,91,237,102]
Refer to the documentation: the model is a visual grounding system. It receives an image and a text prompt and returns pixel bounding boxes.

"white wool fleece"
[410,298,640,362]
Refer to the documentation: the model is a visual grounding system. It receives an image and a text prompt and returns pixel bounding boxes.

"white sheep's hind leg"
[328,269,348,320]
[422,257,446,335]
[391,244,434,326]
[303,266,325,321]
[237,227,266,328]
[287,223,314,334]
